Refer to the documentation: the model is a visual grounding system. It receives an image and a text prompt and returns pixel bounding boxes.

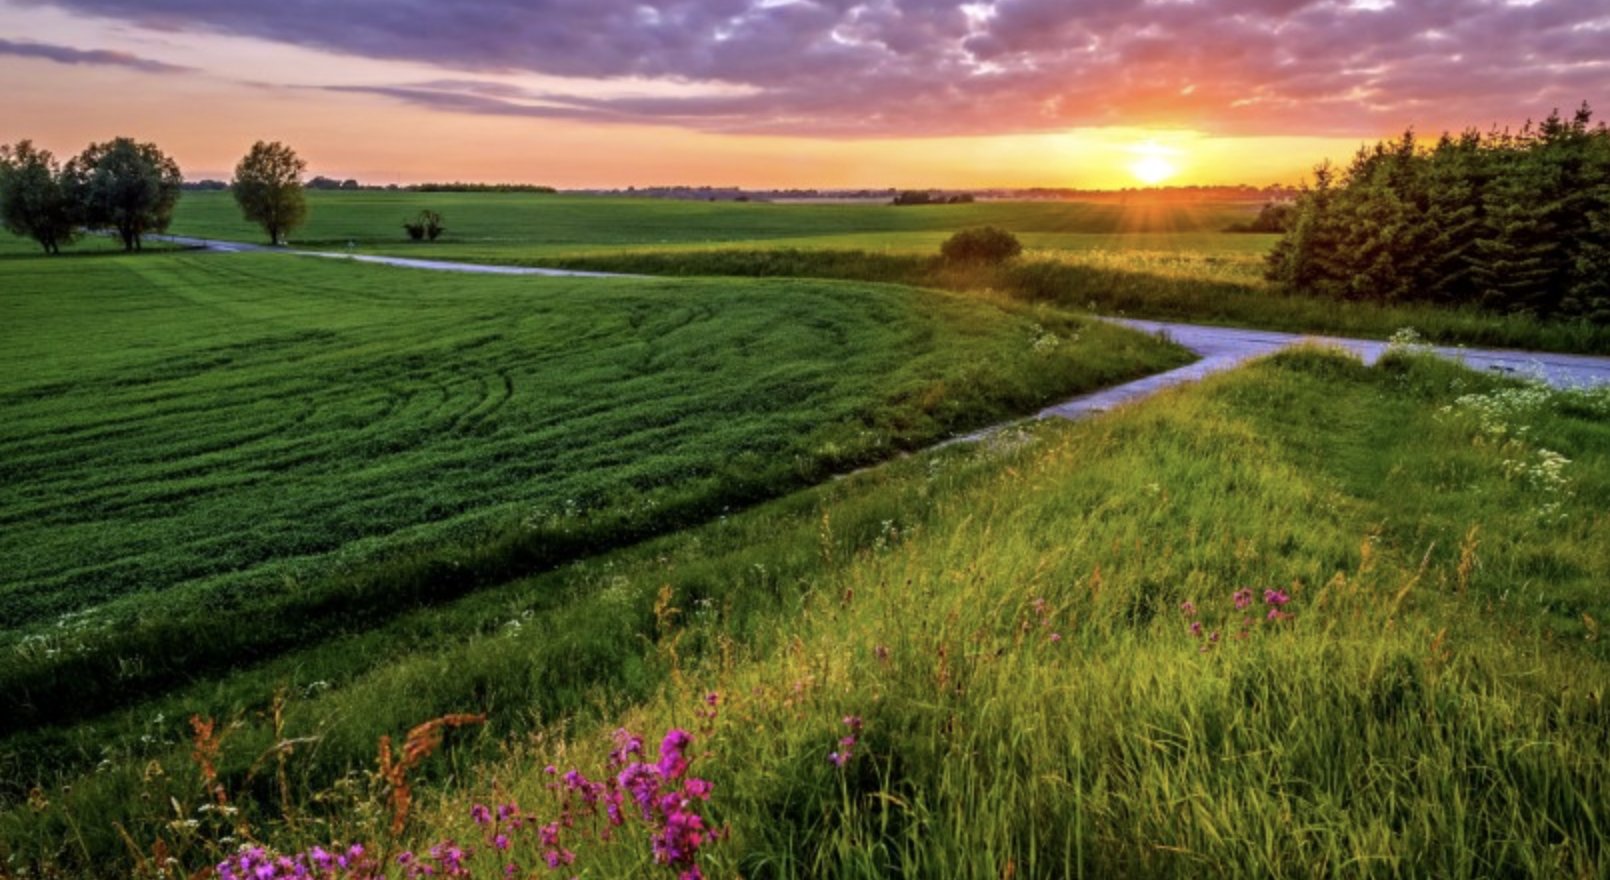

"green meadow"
[171,192,1610,352]
[2,193,1607,878]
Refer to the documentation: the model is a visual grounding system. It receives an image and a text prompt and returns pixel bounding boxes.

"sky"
[0,0,1604,188]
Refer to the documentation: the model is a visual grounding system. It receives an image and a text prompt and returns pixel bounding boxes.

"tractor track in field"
[155,234,1610,446]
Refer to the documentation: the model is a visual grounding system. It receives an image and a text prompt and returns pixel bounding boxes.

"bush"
[940,226,1022,265]
[404,209,445,242]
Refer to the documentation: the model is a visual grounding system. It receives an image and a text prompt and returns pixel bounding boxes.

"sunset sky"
[0,0,1604,188]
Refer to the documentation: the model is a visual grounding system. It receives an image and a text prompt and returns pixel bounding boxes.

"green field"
[169,191,1266,255]
[169,192,1610,353]
[5,192,1609,878]
[7,342,1607,877]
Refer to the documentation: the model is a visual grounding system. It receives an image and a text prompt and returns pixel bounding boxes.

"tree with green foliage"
[65,137,182,252]
[1267,103,1610,322]
[0,140,79,255]
[231,141,308,246]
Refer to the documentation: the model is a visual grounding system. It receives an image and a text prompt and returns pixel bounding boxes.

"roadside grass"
[0,251,1185,765]
[6,348,1605,877]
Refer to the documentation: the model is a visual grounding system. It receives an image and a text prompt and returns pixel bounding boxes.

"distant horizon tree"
[65,137,182,252]
[0,140,80,254]
[232,141,308,246]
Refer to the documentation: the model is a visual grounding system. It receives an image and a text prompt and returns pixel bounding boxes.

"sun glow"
[1127,140,1182,185]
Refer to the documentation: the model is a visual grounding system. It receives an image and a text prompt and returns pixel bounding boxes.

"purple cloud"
[15,0,1610,136]
[0,37,192,73]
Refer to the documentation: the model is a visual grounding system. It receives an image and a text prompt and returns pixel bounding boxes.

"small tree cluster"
[1267,103,1610,322]
[0,136,182,253]
[893,190,975,205]
[403,209,445,242]
[940,226,1022,265]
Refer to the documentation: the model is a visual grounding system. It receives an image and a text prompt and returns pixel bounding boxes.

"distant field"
[170,191,1610,353]
[169,190,1269,255]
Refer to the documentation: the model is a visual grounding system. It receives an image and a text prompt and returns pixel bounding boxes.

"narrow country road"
[150,234,625,277]
[158,233,1610,441]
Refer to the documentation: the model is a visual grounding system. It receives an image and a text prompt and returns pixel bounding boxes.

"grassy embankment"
[171,191,1610,354]
[8,346,1605,877]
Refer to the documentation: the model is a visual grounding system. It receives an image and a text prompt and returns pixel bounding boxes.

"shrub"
[940,226,1022,265]
[403,209,445,242]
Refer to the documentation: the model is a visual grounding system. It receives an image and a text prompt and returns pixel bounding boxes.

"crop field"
[0,241,1183,815]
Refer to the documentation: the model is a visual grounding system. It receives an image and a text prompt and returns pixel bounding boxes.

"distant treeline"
[1268,104,1610,322]
[410,182,558,193]
[1010,185,1299,203]
[179,179,562,193]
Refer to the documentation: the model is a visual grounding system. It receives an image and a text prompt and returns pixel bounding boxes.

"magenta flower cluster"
[217,715,721,880]
[828,715,864,768]
[1182,588,1294,650]
[217,844,375,880]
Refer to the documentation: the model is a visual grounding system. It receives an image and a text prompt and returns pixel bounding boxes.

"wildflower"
[492,834,510,851]
[842,715,863,733]
[470,804,492,826]
[1180,600,1197,617]
[1189,621,1203,638]
[1263,589,1290,607]
[1049,632,1062,644]
[828,751,849,767]
[684,778,713,800]
[658,729,693,780]
[873,644,890,663]
[704,692,720,708]
[1233,589,1254,610]
[609,728,644,767]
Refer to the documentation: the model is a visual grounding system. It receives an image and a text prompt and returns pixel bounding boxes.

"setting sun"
[1128,142,1180,185]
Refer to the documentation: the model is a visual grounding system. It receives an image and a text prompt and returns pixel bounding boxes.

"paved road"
[977,319,1608,441]
[158,234,1610,438]
[151,235,625,277]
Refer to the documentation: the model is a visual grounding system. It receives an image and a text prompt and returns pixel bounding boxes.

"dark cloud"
[16,0,1610,135]
[0,36,192,72]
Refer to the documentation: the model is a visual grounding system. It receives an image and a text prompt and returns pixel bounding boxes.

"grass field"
[169,192,1610,353]
[7,346,1605,877]
[0,244,1183,820]
[4,191,1608,878]
[168,191,1263,253]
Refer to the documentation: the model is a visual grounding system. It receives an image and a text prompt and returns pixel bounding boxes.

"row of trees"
[0,138,182,253]
[0,138,314,251]
[1267,103,1610,322]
